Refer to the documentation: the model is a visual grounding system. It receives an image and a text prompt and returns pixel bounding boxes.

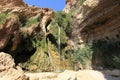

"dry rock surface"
[71,0,120,42]
[0,0,54,51]
[0,52,27,80]
[25,70,120,80]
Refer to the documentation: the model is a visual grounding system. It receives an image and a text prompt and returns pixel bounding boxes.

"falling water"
[46,37,55,71]
[47,50,55,71]
[58,26,61,71]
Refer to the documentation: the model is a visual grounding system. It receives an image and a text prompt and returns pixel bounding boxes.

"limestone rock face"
[0,0,54,34]
[0,52,27,80]
[63,0,120,69]
[0,0,26,7]
[0,0,55,72]
[0,16,20,50]
[0,52,15,70]
[0,0,54,51]
[69,0,120,44]
[63,0,77,13]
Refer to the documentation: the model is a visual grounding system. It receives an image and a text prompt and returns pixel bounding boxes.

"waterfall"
[58,26,61,71]
[46,38,55,71]
[48,50,55,71]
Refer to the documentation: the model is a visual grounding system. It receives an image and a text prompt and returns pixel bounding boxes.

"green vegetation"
[24,16,39,27]
[92,39,120,69]
[21,32,42,52]
[72,37,120,69]
[14,31,44,64]
[50,11,72,43]
[73,43,93,68]
[0,13,11,24]
[21,46,52,72]
[79,0,85,5]
[48,11,75,70]
[50,11,73,57]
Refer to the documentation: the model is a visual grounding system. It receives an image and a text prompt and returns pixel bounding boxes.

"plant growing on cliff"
[50,11,72,43]
[73,43,93,68]
[92,39,120,69]
[0,13,11,24]
[79,0,85,5]
[25,16,39,27]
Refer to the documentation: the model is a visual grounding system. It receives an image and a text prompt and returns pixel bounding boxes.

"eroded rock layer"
[0,0,55,71]
[0,0,54,50]
[72,0,120,42]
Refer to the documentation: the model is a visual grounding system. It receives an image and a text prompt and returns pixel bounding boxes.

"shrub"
[92,39,120,69]
[50,11,72,44]
[0,13,11,24]
[79,0,85,5]
[51,11,72,36]
[25,16,39,27]
[73,43,93,68]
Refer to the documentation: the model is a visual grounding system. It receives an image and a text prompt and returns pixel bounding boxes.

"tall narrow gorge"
[0,0,120,80]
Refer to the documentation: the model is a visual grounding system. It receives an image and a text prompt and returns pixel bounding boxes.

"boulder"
[102,69,120,77]
[0,52,28,80]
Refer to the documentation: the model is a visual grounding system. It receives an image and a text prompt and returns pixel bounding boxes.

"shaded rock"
[0,15,20,50]
[72,0,120,42]
[0,52,27,80]
[102,69,120,77]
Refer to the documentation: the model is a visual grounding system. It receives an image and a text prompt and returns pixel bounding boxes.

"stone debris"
[25,70,120,80]
[0,52,28,80]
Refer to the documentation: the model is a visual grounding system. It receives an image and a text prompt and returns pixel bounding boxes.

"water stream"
[47,50,55,71]
[46,37,55,71]
[58,26,61,71]
[45,24,61,72]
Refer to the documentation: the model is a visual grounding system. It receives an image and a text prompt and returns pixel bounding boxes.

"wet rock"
[102,69,120,77]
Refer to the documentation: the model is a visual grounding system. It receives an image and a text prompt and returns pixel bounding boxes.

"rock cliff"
[0,0,120,73]
[64,0,120,69]
[0,0,55,71]
[0,0,54,50]
[70,0,120,42]
[0,0,26,7]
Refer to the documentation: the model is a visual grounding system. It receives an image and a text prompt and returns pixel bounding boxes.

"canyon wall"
[0,0,120,73]
[70,0,120,43]
[64,0,120,69]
